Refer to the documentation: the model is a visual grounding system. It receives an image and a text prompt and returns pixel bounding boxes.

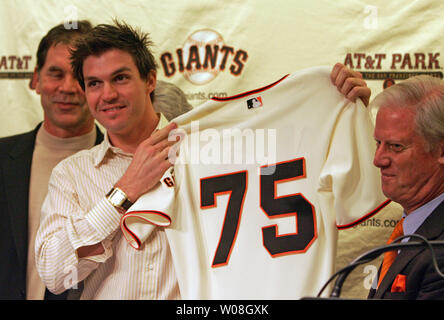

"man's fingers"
[331,63,370,106]
[332,63,364,87]
[148,122,178,145]
[340,77,367,97]
[153,135,181,155]
[348,86,371,106]
[330,63,343,83]
[155,145,176,167]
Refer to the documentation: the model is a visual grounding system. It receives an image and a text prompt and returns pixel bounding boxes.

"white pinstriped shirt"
[35,121,180,300]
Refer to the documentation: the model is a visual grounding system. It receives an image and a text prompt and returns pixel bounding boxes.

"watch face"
[110,189,126,207]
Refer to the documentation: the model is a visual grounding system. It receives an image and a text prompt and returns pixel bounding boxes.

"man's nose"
[102,82,118,102]
[59,73,81,94]
[373,143,390,168]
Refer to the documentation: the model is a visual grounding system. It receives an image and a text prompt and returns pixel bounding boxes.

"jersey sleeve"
[319,99,390,229]
[120,168,175,249]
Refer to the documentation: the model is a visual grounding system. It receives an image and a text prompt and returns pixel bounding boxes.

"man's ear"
[29,66,39,92]
[438,140,444,165]
[146,69,157,94]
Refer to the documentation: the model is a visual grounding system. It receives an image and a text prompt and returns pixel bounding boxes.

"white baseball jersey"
[125,66,390,299]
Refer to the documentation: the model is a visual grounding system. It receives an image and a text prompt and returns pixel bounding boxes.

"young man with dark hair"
[35,21,180,299]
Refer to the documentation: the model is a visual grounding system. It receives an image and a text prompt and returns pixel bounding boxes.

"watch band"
[121,197,133,211]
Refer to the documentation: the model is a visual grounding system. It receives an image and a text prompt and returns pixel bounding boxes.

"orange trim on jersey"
[336,199,392,230]
[211,74,290,101]
[120,210,172,249]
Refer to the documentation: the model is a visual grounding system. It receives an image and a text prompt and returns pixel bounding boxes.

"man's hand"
[114,122,179,202]
[331,63,371,107]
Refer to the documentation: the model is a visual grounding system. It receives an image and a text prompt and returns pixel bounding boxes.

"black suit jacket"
[0,123,103,299]
[368,200,444,300]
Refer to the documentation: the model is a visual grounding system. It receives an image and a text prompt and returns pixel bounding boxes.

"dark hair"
[71,20,158,92]
[36,20,93,71]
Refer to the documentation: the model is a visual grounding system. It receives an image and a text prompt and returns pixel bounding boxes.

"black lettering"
[160,52,176,77]
[219,46,234,71]
[176,48,185,72]
[186,45,201,70]
[203,44,219,69]
[230,50,248,75]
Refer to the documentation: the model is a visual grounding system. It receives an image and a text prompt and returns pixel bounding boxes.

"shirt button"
[148,264,154,270]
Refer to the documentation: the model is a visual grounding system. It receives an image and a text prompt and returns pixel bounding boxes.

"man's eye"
[86,80,98,88]
[115,74,128,82]
[389,144,405,152]
[49,72,63,79]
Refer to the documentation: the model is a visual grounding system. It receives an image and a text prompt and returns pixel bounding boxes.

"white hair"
[371,75,444,151]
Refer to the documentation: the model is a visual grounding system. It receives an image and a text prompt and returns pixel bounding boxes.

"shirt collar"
[403,192,444,235]
[93,113,167,167]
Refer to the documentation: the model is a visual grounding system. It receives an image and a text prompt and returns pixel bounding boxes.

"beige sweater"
[26,125,96,300]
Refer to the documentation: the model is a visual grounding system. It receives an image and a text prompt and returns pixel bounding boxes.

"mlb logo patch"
[247,96,263,109]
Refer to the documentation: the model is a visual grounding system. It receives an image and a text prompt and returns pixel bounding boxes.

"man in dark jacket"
[368,75,444,299]
[0,20,101,300]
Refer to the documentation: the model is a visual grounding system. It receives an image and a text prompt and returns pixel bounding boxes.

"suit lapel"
[2,126,40,271]
[374,200,444,298]
[94,124,104,145]
[2,124,101,278]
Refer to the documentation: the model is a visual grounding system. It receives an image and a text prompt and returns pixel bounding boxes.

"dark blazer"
[368,200,444,300]
[0,123,103,300]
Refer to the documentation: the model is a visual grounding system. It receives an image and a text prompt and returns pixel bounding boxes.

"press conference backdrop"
[1,0,441,299]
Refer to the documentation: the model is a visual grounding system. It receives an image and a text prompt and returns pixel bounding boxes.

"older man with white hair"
[368,75,444,299]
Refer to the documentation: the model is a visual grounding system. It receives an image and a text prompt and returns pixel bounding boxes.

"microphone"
[315,234,444,299]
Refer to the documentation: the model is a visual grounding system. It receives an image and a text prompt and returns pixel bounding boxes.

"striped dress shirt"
[35,124,180,300]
